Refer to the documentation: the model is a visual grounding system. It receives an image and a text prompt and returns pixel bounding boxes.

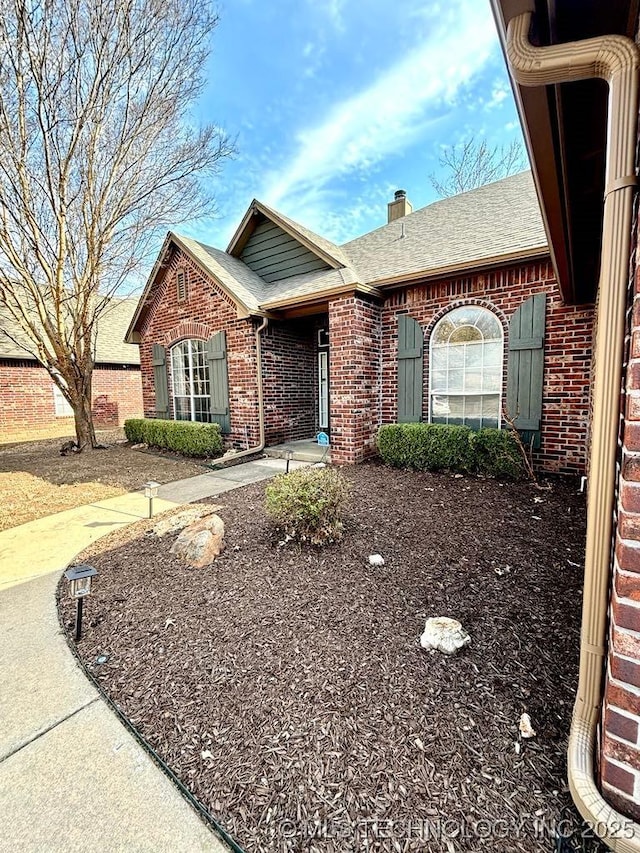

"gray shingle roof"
[341,171,547,284]
[0,296,140,364]
[130,171,548,332]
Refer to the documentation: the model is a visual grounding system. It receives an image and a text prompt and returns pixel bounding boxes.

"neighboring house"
[0,297,143,441]
[492,0,640,845]
[127,171,593,471]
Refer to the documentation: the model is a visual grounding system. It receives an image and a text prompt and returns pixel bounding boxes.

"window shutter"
[152,344,169,418]
[506,293,546,448]
[397,314,423,423]
[207,331,230,434]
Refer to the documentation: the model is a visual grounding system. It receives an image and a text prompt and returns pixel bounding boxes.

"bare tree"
[0,0,234,449]
[430,138,527,198]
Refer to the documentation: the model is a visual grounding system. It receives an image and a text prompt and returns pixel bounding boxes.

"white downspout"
[505,12,640,850]
[215,317,268,465]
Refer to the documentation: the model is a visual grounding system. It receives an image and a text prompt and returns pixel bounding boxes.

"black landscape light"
[64,564,97,641]
[144,480,160,518]
[285,450,293,474]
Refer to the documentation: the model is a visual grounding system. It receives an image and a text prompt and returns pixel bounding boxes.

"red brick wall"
[262,319,317,446]
[603,223,640,820]
[381,261,594,474]
[0,359,142,440]
[328,294,382,465]
[138,246,260,449]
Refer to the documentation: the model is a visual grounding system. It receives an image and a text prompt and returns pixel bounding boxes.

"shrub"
[265,466,350,545]
[123,418,223,458]
[470,428,524,479]
[377,423,524,479]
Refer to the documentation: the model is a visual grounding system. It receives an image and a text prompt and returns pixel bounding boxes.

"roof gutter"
[506,12,640,849]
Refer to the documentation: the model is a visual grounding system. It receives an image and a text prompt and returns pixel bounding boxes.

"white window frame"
[428,306,504,430]
[170,339,211,423]
[52,382,73,417]
[318,350,329,429]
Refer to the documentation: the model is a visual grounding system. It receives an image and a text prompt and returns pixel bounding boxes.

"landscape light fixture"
[285,451,293,474]
[64,564,97,641]
[144,481,160,518]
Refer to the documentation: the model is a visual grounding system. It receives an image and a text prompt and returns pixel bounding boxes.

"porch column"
[328,294,381,464]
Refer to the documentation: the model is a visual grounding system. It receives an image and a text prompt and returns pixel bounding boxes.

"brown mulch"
[60,463,604,853]
[0,429,205,530]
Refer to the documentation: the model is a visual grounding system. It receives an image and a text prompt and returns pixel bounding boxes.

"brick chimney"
[387,189,413,223]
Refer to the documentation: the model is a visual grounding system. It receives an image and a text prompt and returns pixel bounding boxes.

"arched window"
[429,306,503,430]
[170,339,211,422]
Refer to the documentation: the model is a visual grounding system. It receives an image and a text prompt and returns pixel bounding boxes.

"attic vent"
[176,269,186,301]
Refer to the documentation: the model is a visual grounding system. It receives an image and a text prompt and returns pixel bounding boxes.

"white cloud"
[260,1,499,212]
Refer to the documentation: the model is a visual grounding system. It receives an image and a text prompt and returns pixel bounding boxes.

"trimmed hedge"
[265,466,350,545]
[124,418,223,458]
[377,423,524,479]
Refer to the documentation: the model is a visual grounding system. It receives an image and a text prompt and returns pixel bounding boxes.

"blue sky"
[187,0,525,249]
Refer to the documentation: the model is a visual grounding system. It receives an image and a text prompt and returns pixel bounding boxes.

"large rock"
[153,505,221,537]
[170,514,225,567]
[420,617,470,655]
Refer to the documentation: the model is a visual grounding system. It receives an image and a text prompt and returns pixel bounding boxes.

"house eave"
[369,247,551,291]
[260,282,383,312]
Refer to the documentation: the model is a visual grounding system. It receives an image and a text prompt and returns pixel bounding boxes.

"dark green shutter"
[152,344,169,418]
[207,331,230,434]
[506,293,546,449]
[397,314,423,423]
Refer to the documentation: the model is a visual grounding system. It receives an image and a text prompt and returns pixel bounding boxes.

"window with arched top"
[429,306,503,430]
[170,339,211,422]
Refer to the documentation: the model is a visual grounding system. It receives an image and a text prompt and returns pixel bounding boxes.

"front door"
[318,328,329,434]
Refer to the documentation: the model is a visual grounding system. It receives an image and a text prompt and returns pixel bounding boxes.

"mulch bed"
[60,463,604,852]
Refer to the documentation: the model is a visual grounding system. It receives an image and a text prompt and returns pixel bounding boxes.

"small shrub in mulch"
[265,465,350,544]
[377,422,524,479]
[124,417,223,458]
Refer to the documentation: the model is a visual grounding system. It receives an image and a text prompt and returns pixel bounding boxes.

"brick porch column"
[602,278,640,819]
[328,294,381,464]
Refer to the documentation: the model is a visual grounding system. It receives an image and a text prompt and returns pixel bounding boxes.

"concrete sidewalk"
[0,456,303,852]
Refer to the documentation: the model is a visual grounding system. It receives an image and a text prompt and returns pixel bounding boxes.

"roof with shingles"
[129,171,549,336]
[341,171,547,284]
[0,296,140,364]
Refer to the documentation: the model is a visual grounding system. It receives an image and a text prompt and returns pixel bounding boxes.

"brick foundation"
[0,359,142,441]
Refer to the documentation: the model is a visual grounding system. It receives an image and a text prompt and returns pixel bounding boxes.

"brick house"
[127,171,593,471]
[492,0,640,844]
[0,297,143,442]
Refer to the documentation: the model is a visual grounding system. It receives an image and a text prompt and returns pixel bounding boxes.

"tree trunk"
[73,394,97,450]
[68,364,98,450]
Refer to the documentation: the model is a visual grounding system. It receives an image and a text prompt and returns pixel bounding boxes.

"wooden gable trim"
[226,201,344,270]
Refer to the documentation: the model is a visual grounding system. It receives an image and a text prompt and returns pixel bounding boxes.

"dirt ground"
[0,429,205,530]
[61,463,605,853]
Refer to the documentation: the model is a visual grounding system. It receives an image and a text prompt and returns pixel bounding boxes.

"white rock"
[223,448,237,457]
[313,462,326,468]
[368,554,385,567]
[170,514,225,567]
[420,617,471,655]
[519,713,536,739]
[153,505,219,537]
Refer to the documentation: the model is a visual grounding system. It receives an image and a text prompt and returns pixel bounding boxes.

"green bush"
[470,428,523,479]
[377,423,524,479]
[123,418,223,458]
[265,466,350,545]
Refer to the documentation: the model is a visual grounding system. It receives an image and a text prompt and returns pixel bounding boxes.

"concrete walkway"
[0,456,304,852]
